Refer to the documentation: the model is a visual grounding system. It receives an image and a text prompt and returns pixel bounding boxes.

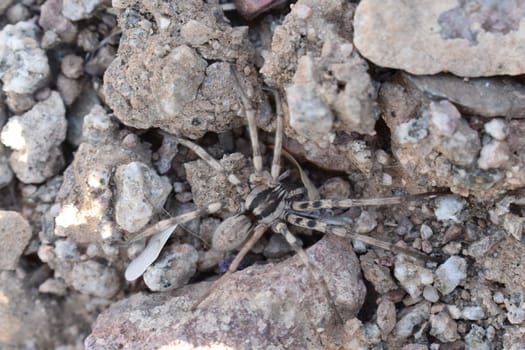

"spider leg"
[192,223,269,310]
[272,222,344,324]
[231,66,263,173]
[123,201,224,243]
[267,88,283,181]
[286,213,438,262]
[291,192,439,211]
[174,136,244,187]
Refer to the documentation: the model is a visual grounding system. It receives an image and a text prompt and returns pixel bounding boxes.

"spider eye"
[212,214,252,252]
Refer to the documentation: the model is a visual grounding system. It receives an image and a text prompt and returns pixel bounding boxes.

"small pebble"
[484,119,508,140]
[434,256,467,295]
[376,299,396,337]
[493,291,504,304]
[54,239,79,260]
[429,311,459,343]
[461,306,485,320]
[420,224,433,240]
[434,195,465,222]
[423,286,439,303]
[61,54,84,79]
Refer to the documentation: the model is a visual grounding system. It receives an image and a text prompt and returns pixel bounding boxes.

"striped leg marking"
[291,193,439,211]
[286,213,435,262]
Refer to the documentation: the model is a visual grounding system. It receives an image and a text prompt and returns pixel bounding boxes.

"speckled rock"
[71,260,121,298]
[114,161,171,233]
[429,311,459,343]
[261,0,379,173]
[359,250,398,294]
[39,0,78,42]
[393,301,431,339]
[0,21,50,94]
[62,0,105,21]
[380,77,525,197]
[143,243,199,292]
[481,238,525,293]
[434,256,467,295]
[0,211,32,270]
[85,237,366,349]
[354,0,525,77]
[55,130,151,243]
[184,152,252,215]
[394,255,434,298]
[1,92,66,184]
[104,0,270,139]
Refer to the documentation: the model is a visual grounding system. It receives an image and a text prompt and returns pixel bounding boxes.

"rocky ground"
[1,0,525,349]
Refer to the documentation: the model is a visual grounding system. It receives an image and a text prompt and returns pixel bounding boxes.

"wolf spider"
[123,67,436,319]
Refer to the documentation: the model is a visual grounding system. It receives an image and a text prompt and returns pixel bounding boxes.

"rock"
[0,211,32,270]
[434,195,465,222]
[61,54,84,79]
[85,45,116,77]
[262,0,378,165]
[263,233,292,259]
[62,0,104,21]
[429,311,459,343]
[403,74,525,119]
[68,83,102,146]
[71,260,120,298]
[380,71,525,198]
[54,239,79,260]
[359,250,398,294]
[0,0,13,14]
[434,256,467,295]
[477,140,511,170]
[114,161,171,233]
[104,0,269,139]
[143,244,199,292]
[80,104,117,145]
[422,286,439,303]
[355,210,378,234]
[56,74,82,106]
[461,306,485,320]
[39,0,78,42]
[0,144,13,188]
[393,301,431,339]
[481,238,525,293]
[354,0,525,77]
[5,3,31,23]
[1,92,66,184]
[484,119,509,140]
[185,152,252,215]
[0,21,50,94]
[506,302,525,324]
[85,237,366,349]
[318,177,352,200]
[394,255,434,298]
[377,299,396,337]
[465,324,491,350]
[38,277,67,296]
[55,133,151,243]
[0,272,60,348]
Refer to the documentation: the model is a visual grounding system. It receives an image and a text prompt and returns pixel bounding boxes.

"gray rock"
[376,299,396,337]
[393,301,430,339]
[143,244,199,292]
[394,255,434,298]
[0,0,13,14]
[85,237,366,349]
[1,92,66,184]
[263,233,292,259]
[465,324,491,350]
[429,311,459,343]
[114,161,171,233]
[461,306,485,320]
[5,3,31,23]
[0,21,50,94]
[39,0,78,42]
[403,74,525,118]
[71,260,120,298]
[354,0,525,77]
[0,211,32,270]
[359,250,397,294]
[103,0,268,139]
[61,54,84,79]
[0,144,13,188]
[434,256,467,295]
[62,0,104,21]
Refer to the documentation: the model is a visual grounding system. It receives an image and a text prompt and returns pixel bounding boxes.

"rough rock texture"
[354,0,525,77]
[0,272,60,349]
[380,76,525,197]
[39,0,78,42]
[0,211,32,269]
[0,92,67,184]
[86,237,366,349]
[0,21,50,94]
[0,144,13,188]
[103,0,270,139]
[114,161,171,233]
[55,108,151,243]
[62,0,105,21]
[480,238,525,293]
[261,0,379,172]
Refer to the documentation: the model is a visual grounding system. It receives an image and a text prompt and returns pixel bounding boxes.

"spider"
[123,66,436,320]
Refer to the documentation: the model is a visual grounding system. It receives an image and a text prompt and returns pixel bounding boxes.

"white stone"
[434,256,467,295]
[484,119,509,140]
[62,0,102,21]
[434,195,465,222]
